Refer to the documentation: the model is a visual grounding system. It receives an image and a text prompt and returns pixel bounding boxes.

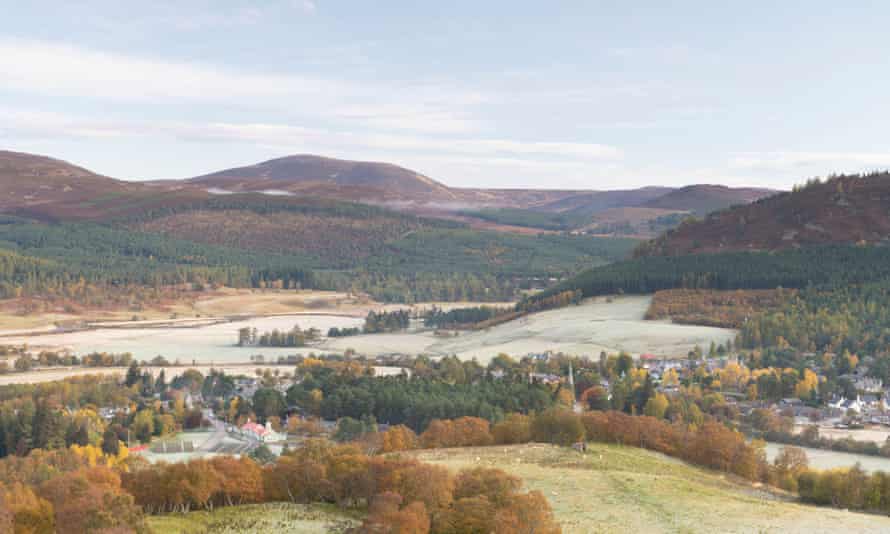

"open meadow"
[1,295,733,366]
[145,503,359,534]
[415,443,890,534]
[298,295,735,363]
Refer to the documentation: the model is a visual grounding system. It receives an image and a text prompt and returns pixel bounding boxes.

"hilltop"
[187,154,464,204]
[462,185,777,237]
[0,149,777,228]
[0,150,137,215]
[641,184,775,216]
[639,173,890,256]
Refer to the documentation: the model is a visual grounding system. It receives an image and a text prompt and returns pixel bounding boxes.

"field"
[146,503,359,534]
[2,295,735,365]
[797,425,890,444]
[764,442,890,473]
[326,295,736,362]
[415,443,890,534]
[0,363,407,386]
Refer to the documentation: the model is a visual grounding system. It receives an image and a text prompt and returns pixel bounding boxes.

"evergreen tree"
[125,362,141,387]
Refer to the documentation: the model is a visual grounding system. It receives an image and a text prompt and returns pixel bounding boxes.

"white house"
[238,420,286,443]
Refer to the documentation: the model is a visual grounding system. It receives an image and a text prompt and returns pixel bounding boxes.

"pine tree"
[125,362,141,387]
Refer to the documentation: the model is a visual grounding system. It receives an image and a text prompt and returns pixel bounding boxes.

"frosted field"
[3,296,735,366]
[765,442,890,473]
[327,295,736,363]
[0,364,406,386]
[2,313,365,363]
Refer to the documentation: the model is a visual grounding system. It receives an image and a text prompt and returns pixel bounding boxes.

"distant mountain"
[641,184,775,216]
[0,150,134,214]
[639,173,890,256]
[0,149,778,237]
[188,154,465,203]
[538,187,675,215]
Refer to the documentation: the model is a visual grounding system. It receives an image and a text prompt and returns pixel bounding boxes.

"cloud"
[730,151,890,173]
[12,112,619,160]
[0,39,628,186]
[297,0,317,14]
[0,39,339,102]
[0,39,487,135]
[0,109,130,139]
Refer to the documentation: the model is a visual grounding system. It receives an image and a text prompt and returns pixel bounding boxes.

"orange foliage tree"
[419,417,494,449]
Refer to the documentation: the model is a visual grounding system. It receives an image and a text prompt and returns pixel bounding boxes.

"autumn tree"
[773,446,809,491]
[39,467,143,534]
[359,492,430,534]
[131,410,154,444]
[453,467,521,507]
[434,496,496,534]
[491,413,532,445]
[531,410,585,446]
[579,386,610,411]
[494,490,561,534]
[420,417,493,449]
[380,425,418,453]
[4,483,54,534]
[643,393,669,420]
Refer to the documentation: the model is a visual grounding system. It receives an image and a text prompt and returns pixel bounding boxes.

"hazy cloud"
[730,151,890,173]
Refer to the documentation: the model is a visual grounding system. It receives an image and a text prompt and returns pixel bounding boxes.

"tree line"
[122,438,560,534]
[285,371,555,433]
[237,324,321,348]
[530,244,890,306]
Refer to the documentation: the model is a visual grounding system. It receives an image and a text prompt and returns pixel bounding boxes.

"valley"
[6,8,890,533]
[0,295,734,370]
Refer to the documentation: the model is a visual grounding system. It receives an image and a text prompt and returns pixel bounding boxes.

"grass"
[146,503,359,534]
[414,443,890,534]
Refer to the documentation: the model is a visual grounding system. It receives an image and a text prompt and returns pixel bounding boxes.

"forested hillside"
[535,244,890,299]
[640,184,775,216]
[457,184,776,235]
[0,151,644,305]
[640,173,890,256]
[0,213,635,306]
[527,240,890,372]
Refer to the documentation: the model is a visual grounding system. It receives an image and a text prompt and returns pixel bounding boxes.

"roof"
[241,421,269,436]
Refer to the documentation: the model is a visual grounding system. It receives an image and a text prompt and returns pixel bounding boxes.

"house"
[830,396,865,414]
[237,420,286,443]
[234,377,259,399]
[855,377,883,394]
[98,406,130,420]
[529,372,562,385]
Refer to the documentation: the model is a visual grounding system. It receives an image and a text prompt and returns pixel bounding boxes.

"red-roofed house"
[237,419,286,443]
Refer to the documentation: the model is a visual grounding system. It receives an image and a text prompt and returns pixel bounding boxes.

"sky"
[2,1,890,190]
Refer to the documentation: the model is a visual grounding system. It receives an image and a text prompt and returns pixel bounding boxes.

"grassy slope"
[415,443,890,534]
[146,503,359,534]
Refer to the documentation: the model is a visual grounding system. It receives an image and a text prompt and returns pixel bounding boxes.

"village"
[71,342,889,470]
